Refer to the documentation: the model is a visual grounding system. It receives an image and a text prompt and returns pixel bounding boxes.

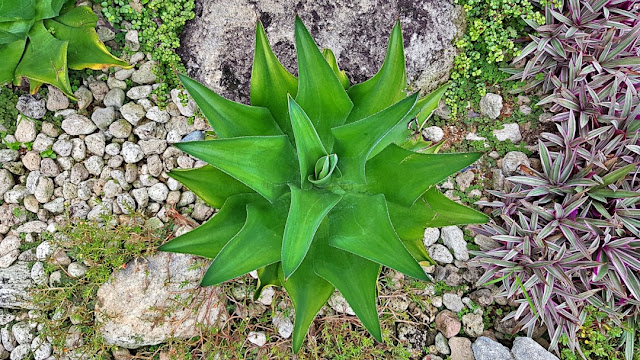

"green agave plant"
[0,0,130,98]
[160,17,489,352]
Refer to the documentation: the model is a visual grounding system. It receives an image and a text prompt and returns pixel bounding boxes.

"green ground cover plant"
[0,0,129,98]
[159,16,489,352]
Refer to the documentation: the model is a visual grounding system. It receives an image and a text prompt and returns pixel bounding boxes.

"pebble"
[512,337,559,360]
[126,85,152,100]
[273,314,293,339]
[462,313,484,337]
[132,62,157,84]
[479,93,503,119]
[68,262,88,278]
[148,183,169,202]
[62,114,97,135]
[46,85,69,111]
[74,86,93,109]
[435,310,461,338]
[120,102,146,125]
[9,344,29,360]
[247,331,266,347]
[146,106,170,123]
[15,117,37,143]
[104,88,126,109]
[0,236,20,268]
[449,337,474,360]
[170,89,196,116]
[472,336,513,360]
[423,227,440,247]
[16,95,46,119]
[31,336,52,360]
[428,244,453,264]
[125,30,140,51]
[443,293,464,312]
[422,126,444,142]
[455,171,474,192]
[441,226,468,261]
[435,332,450,355]
[11,322,33,345]
[181,130,205,142]
[493,123,522,143]
[501,151,530,176]
[121,142,144,164]
[88,81,109,102]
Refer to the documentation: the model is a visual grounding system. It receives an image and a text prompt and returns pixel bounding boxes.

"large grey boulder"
[95,253,223,349]
[179,0,465,103]
[0,262,34,309]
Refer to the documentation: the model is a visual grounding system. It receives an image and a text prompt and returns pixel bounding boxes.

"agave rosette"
[159,17,488,351]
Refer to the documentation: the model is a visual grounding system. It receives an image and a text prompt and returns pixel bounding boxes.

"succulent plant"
[159,17,488,351]
[0,0,130,98]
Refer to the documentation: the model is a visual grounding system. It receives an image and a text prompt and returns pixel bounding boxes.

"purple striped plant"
[474,0,640,358]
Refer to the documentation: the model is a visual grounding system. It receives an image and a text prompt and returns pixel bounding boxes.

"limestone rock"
[178,0,465,103]
[472,337,514,360]
[95,253,222,348]
[0,262,34,309]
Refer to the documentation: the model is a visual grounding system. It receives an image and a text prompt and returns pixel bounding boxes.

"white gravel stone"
[30,262,46,286]
[126,85,152,100]
[493,123,522,143]
[15,117,37,143]
[247,331,266,347]
[443,293,464,312]
[479,93,503,119]
[428,244,453,264]
[120,102,146,125]
[146,106,170,123]
[148,183,169,202]
[103,88,126,109]
[170,89,196,117]
[43,198,64,214]
[74,86,93,109]
[9,344,29,360]
[46,85,69,111]
[62,114,97,135]
[11,322,33,345]
[68,262,88,278]
[422,126,444,142]
[441,226,468,261]
[0,170,15,199]
[125,30,140,51]
[121,142,144,164]
[131,62,156,84]
[91,107,116,131]
[501,151,530,176]
[0,236,20,268]
[85,133,106,157]
[31,336,52,360]
[423,227,440,247]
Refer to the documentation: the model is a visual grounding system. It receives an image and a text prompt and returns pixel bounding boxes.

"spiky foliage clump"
[159,17,488,352]
[0,0,130,98]
[475,1,640,358]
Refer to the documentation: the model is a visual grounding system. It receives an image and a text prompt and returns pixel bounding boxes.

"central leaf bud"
[309,154,338,186]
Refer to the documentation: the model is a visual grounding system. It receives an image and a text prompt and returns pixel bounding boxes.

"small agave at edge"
[159,16,488,352]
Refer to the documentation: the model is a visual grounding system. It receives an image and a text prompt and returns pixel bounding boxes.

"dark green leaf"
[174,136,299,203]
[322,48,349,89]
[35,0,67,20]
[158,194,262,258]
[180,73,282,138]
[346,21,406,123]
[201,196,289,286]
[288,95,328,188]
[332,93,418,183]
[0,39,26,84]
[0,0,35,22]
[282,186,342,278]
[168,165,254,209]
[250,21,298,137]
[254,263,282,301]
[366,144,481,207]
[294,16,353,150]
[328,193,427,280]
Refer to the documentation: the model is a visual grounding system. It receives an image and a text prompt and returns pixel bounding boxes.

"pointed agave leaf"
[180,74,282,138]
[332,93,418,183]
[294,16,353,150]
[15,21,74,97]
[0,0,35,21]
[168,165,254,209]
[328,193,428,280]
[322,48,349,89]
[366,144,481,207]
[346,21,406,123]
[314,231,382,341]
[0,39,26,84]
[281,221,335,353]
[44,7,129,70]
[201,197,289,286]
[388,188,489,250]
[158,194,261,258]
[288,96,328,188]
[282,186,342,278]
[35,0,67,20]
[254,262,282,301]
[174,136,299,203]
[250,21,298,137]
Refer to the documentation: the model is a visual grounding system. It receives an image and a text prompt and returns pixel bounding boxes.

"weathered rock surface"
[179,0,465,103]
[0,263,34,309]
[95,253,223,349]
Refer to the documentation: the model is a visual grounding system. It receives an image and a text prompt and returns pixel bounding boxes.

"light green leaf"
[250,21,298,137]
[174,136,299,203]
[180,74,282,138]
[201,196,289,286]
[346,21,406,123]
[157,194,262,258]
[0,39,26,84]
[322,48,349,89]
[328,193,428,281]
[288,95,328,188]
[168,165,254,209]
[332,93,418,183]
[281,220,335,353]
[294,16,353,151]
[35,0,67,20]
[0,0,35,22]
[44,6,130,70]
[314,231,382,341]
[254,263,282,301]
[388,188,489,244]
[415,84,448,124]
[366,144,481,207]
[0,20,34,43]
[14,20,74,97]
[282,186,342,278]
